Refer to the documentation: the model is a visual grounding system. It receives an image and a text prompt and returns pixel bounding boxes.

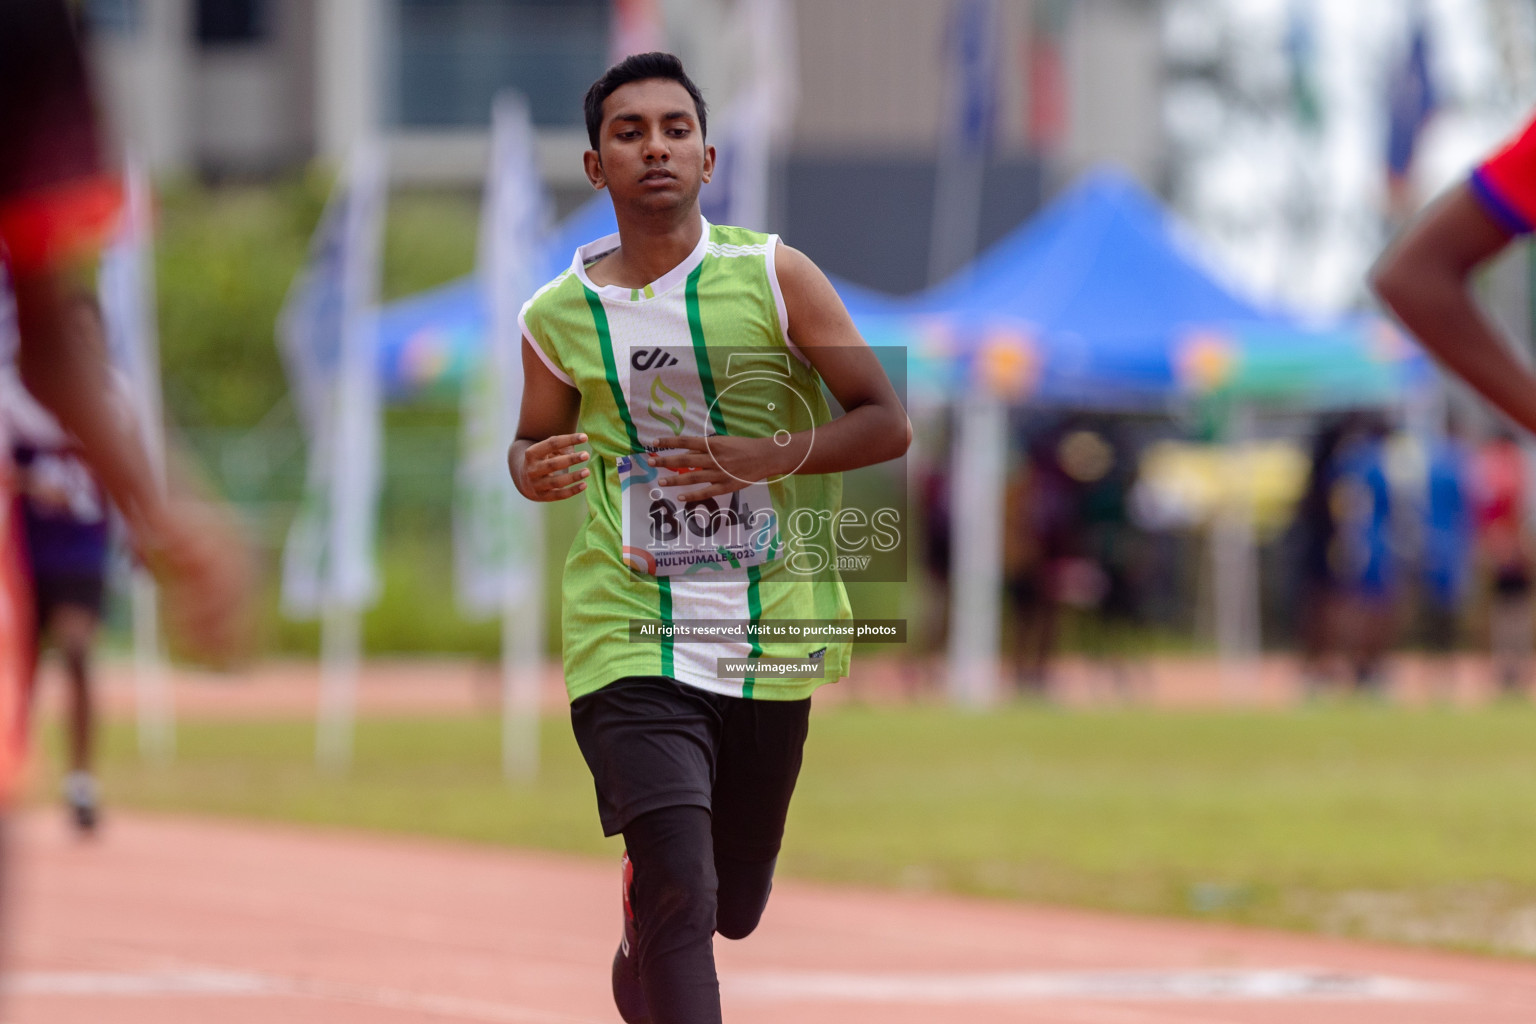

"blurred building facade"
[87,0,1165,294]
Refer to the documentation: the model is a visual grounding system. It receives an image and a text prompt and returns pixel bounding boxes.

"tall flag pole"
[97,156,175,763]
[459,93,551,780]
[1384,3,1438,228]
[1282,1,1325,322]
[702,0,798,232]
[277,145,387,772]
[932,0,1004,707]
[927,0,999,287]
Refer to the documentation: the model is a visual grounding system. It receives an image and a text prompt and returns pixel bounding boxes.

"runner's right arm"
[508,336,591,502]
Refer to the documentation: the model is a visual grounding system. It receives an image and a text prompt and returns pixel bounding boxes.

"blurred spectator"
[1002,450,1053,696]
[1294,417,1349,692]
[913,414,953,693]
[1475,430,1533,696]
[1329,414,1399,694]
[1052,421,1147,700]
[1419,414,1474,699]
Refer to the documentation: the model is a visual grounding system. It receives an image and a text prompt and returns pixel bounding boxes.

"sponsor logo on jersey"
[631,347,680,371]
[647,377,687,434]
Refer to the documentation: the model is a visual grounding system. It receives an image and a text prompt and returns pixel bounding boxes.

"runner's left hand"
[650,435,786,502]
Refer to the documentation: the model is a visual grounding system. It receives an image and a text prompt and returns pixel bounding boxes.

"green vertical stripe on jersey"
[586,285,642,451]
[685,264,728,437]
[586,283,672,675]
[658,577,674,677]
[686,261,764,692]
[744,562,765,698]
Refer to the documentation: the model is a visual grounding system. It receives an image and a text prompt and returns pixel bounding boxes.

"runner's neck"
[587,206,706,289]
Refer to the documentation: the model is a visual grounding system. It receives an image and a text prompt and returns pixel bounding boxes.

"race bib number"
[618,451,781,576]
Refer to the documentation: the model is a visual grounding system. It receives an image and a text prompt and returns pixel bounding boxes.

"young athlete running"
[2,295,118,832]
[1374,111,1536,438]
[509,53,910,1023]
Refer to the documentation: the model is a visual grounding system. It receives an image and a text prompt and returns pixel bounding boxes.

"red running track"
[7,812,1536,1023]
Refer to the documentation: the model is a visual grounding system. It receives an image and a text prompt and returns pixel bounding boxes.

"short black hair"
[584,52,707,151]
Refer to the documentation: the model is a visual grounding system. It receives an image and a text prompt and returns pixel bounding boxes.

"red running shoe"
[612,850,650,1023]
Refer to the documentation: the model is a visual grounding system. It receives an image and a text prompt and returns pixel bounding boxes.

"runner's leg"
[623,805,721,1022]
[570,677,725,1023]
[711,695,811,940]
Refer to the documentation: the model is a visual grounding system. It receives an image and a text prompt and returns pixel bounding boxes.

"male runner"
[509,52,910,1023]
[1373,111,1536,438]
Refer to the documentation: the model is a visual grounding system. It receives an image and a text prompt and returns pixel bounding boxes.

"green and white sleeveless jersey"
[520,218,854,701]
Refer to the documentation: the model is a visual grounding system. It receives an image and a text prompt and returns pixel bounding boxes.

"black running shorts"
[569,675,811,845]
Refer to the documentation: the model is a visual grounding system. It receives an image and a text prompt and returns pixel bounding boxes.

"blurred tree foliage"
[155,173,481,430]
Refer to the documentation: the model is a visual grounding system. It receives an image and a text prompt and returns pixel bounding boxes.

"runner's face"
[588,79,713,213]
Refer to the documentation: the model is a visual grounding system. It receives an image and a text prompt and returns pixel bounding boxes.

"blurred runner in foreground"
[1,2,253,835]
[1372,111,1536,700]
[1,295,120,832]
[510,52,910,1024]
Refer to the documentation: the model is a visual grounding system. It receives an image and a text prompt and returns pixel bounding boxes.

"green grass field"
[46,702,1536,957]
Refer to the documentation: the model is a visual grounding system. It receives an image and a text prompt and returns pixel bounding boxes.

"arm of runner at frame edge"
[650,242,913,503]
[507,337,592,503]
[1371,182,1536,436]
[12,269,255,664]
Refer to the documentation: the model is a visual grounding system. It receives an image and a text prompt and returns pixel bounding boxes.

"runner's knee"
[626,806,719,949]
[714,856,775,940]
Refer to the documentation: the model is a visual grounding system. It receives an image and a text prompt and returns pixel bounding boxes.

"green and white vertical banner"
[459,93,550,779]
[97,156,174,762]
[277,145,387,770]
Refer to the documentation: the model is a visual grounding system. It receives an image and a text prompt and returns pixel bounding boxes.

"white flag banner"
[700,0,797,231]
[455,93,550,617]
[278,146,387,617]
[98,157,165,478]
[97,156,176,761]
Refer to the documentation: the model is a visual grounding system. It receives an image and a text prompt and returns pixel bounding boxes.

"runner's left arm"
[653,242,911,502]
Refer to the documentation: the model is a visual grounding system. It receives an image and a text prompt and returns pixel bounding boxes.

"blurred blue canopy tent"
[378,168,1427,411]
[853,168,1428,412]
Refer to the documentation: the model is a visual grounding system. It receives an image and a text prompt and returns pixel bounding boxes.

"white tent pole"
[947,395,1007,707]
[316,602,360,772]
[1213,403,1260,697]
[502,514,544,781]
[130,571,172,763]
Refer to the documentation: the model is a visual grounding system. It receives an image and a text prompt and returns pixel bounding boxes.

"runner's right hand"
[514,433,591,502]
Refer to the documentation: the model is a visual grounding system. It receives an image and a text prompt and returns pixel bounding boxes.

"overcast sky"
[1164,0,1536,315]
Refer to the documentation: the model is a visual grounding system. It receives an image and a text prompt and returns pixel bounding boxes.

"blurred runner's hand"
[137,499,256,667]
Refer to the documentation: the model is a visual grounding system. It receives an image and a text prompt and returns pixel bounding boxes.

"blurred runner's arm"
[508,336,590,502]
[2,0,253,664]
[1371,184,1536,433]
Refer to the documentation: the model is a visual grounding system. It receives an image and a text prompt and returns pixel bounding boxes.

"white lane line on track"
[724,968,1460,1003]
[9,966,1459,1012]
[7,970,607,1024]
[8,970,280,996]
